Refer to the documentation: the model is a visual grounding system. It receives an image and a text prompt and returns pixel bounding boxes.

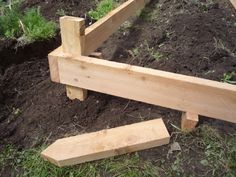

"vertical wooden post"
[181,112,199,131]
[60,16,88,101]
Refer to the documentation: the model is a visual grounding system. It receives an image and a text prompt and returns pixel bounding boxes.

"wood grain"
[181,112,199,131]
[41,118,170,166]
[50,48,236,123]
[59,16,88,101]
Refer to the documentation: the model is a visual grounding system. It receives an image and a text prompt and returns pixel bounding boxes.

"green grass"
[129,40,163,65]
[88,0,118,20]
[0,4,22,38]
[1,125,235,177]
[222,71,236,84]
[0,1,56,43]
[173,125,236,177]
[0,146,159,177]
[22,8,56,41]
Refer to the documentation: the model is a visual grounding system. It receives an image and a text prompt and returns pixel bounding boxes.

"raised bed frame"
[49,0,236,127]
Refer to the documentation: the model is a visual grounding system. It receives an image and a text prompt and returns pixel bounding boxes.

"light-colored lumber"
[230,0,236,9]
[84,0,150,55]
[181,112,199,131]
[48,54,60,83]
[41,118,170,166]
[48,48,236,123]
[59,16,87,101]
[66,85,88,101]
[60,16,85,56]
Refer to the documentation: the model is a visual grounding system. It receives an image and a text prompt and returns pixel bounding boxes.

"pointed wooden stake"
[41,118,170,167]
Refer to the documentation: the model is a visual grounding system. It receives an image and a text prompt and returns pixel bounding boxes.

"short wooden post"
[181,112,199,131]
[60,16,88,101]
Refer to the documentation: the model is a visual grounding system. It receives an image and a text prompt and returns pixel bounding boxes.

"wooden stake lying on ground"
[41,118,170,167]
[59,16,88,101]
[181,112,199,131]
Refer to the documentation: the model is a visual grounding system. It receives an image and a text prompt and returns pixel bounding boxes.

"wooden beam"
[49,48,236,123]
[41,118,170,166]
[230,0,236,9]
[59,16,88,101]
[181,112,199,131]
[84,0,150,55]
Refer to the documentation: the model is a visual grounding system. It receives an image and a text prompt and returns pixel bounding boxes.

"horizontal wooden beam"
[84,0,150,55]
[49,47,236,123]
[41,118,170,166]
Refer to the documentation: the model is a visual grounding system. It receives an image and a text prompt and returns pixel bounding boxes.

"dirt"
[0,0,236,176]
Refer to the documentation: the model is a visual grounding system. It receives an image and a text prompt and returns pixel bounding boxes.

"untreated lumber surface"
[48,48,236,123]
[181,112,199,131]
[41,118,170,167]
[84,0,150,55]
[59,16,87,101]
[230,0,236,9]
[66,85,88,101]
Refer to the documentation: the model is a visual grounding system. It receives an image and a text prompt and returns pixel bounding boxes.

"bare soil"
[0,0,236,176]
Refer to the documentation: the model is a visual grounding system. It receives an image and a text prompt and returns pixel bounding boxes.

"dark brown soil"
[0,0,236,176]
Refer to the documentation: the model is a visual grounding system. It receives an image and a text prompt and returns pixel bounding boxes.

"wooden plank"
[41,118,170,166]
[181,112,199,131]
[230,0,236,9]
[84,0,150,55]
[49,48,236,123]
[59,16,88,101]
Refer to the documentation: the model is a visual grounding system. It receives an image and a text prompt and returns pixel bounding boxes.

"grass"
[22,8,56,41]
[88,0,118,20]
[128,40,163,66]
[0,1,56,43]
[222,71,236,84]
[1,125,235,177]
[0,147,159,177]
[0,2,22,38]
[172,125,236,177]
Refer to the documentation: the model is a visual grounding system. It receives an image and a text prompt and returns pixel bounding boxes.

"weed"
[130,47,140,57]
[1,146,160,177]
[213,37,236,57]
[88,0,117,20]
[144,41,163,61]
[56,8,66,16]
[12,107,21,117]
[222,71,236,84]
[128,41,163,66]
[199,126,236,176]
